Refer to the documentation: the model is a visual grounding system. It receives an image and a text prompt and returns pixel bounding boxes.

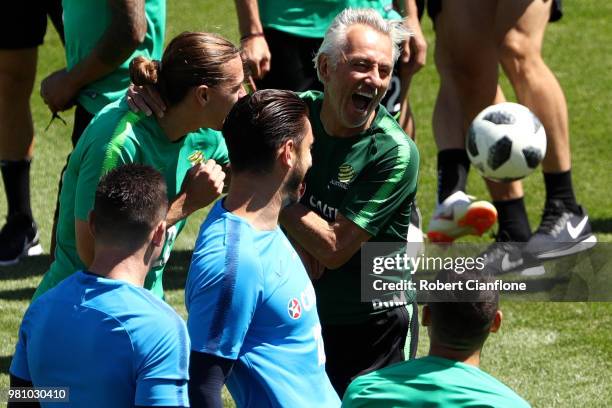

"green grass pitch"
[1,1,611,406]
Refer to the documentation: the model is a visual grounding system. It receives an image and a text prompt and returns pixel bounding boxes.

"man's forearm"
[68,0,147,89]
[189,351,234,408]
[281,204,336,265]
[281,203,352,270]
[281,203,372,270]
[235,0,264,36]
[166,192,195,227]
[397,0,419,20]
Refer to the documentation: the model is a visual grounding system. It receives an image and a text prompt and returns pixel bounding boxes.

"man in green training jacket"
[279,8,420,396]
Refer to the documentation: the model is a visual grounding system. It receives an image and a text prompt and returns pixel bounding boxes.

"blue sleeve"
[134,315,191,407]
[135,379,189,407]
[9,312,31,381]
[186,225,264,359]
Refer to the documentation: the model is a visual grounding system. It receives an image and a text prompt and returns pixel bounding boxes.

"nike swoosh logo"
[501,253,524,272]
[567,216,589,239]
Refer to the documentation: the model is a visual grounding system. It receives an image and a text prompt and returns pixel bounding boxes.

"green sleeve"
[341,376,382,408]
[208,132,229,166]
[73,138,137,221]
[339,143,418,236]
[187,128,230,166]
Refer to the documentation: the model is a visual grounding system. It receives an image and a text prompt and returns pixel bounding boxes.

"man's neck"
[223,174,285,231]
[320,96,375,138]
[157,107,197,142]
[88,247,151,287]
[428,343,482,367]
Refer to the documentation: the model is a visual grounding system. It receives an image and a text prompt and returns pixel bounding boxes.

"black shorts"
[258,28,404,116]
[256,29,324,92]
[426,0,563,23]
[321,303,418,397]
[550,0,563,22]
[0,0,64,49]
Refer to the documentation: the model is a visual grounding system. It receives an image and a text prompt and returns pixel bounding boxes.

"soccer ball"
[466,102,547,182]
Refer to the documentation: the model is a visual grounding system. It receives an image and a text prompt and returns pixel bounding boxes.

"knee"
[435,49,491,92]
[0,70,34,100]
[499,30,542,81]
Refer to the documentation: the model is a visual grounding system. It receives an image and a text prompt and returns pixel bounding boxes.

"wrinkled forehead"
[341,24,394,64]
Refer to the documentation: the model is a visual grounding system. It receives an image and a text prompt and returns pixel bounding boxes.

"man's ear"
[422,304,431,327]
[318,54,331,83]
[195,85,209,106]
[151,220,167,247]
[280,139,296,168]
[490,310,503,333]
[88,210,96,238]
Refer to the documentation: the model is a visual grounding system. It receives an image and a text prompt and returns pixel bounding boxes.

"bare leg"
[497,0,570,172]
[0,49,36,161]
[484,85,524,201]
[397,69,416,140]
[495,0,594,254]
[0,48,42,264]
[398,96,416,141]
[428,0,500,242]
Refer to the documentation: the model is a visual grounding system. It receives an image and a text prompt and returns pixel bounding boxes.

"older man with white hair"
[279,8,420,396]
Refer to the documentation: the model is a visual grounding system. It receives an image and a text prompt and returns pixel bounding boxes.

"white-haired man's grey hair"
[313,8,412,82]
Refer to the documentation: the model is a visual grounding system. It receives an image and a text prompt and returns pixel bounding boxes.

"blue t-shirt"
[186,200,340,408]
[10,271,190,407]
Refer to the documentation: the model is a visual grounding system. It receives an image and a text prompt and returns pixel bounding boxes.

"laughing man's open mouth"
[351,88,377,112]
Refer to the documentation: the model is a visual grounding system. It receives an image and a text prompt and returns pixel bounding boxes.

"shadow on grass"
[163,250,192,291]
[1,355,12,375]
[592,218,612,234]
[0,287,35,301]
[0,255,50,281]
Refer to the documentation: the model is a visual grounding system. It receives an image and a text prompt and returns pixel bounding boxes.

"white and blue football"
[467,102,547,182]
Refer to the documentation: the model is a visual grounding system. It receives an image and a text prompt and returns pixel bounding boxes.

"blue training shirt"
[186,200,340,408]
[10,271,190,407]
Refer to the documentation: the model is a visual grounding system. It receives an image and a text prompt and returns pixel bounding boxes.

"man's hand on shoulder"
[126,83,167,117]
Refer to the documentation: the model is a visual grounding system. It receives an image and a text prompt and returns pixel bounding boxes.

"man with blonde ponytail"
[33,32,247,300]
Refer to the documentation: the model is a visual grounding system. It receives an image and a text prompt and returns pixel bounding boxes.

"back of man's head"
[427,269,500,352]
[222,89,309,174]
[93,164,168,251]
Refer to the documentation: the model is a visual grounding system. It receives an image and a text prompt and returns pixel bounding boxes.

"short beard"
[282,166,304,209]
